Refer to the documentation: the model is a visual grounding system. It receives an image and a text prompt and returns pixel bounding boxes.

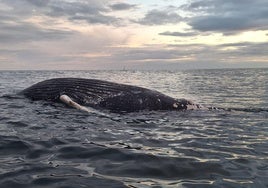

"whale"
[20,78,200,113]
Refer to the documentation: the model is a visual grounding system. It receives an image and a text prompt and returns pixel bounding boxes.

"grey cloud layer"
[0,20,74,43]
[109,2,137,11]
[155,0,268,37]
[1,0,127,25]
[110,41,268,63]
[159,31,199,37]
[136,9,182,25]
[0,0,132,47]
[184,0,268,34]
[99,41,268,69]
[47,1,121,25]
[4,0,267,32]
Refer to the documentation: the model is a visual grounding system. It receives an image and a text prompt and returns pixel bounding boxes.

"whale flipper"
[59,94,93,113]
[59,94,110,117]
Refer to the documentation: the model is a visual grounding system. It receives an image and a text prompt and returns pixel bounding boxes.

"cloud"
[2,0,121,25]
[0,21,74,43]
[131,42,268,63]
[25,0,50,6]
[1,41,268,70]
[189,16,259,34]
[113,48,183,61]
[47,0,121,25]
[0,0,77,50]
[136,9,182,25]
[183,0,268,34]
[109,2,137,11]
[229,42,268,57]
[159,31,199,37]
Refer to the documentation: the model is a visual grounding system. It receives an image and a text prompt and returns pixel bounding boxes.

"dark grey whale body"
[21,78,199,113]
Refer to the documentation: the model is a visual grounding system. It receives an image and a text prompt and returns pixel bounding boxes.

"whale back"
[21,78,143,103]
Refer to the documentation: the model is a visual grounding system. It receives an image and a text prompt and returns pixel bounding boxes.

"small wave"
[0,94,25,100]
[232,107,268,113]
[220,107,268,113]
[206,106,268,113]
[55,143,230,179]
[0,136,31,155]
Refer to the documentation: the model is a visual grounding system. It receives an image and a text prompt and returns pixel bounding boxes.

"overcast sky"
[0,0,268,70]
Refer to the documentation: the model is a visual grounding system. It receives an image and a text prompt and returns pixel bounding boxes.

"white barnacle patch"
[138,98,143,104]
[173,103,178,108]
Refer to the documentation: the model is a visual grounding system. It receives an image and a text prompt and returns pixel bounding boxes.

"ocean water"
[0,69,267,188]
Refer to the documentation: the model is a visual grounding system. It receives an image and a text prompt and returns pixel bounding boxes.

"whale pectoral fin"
[59,94,93,113]
[59,95,110,117]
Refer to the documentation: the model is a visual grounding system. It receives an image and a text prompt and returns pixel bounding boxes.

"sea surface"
[0,69,267,188]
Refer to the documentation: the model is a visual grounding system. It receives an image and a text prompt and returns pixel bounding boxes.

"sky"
[0,0,268,70]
